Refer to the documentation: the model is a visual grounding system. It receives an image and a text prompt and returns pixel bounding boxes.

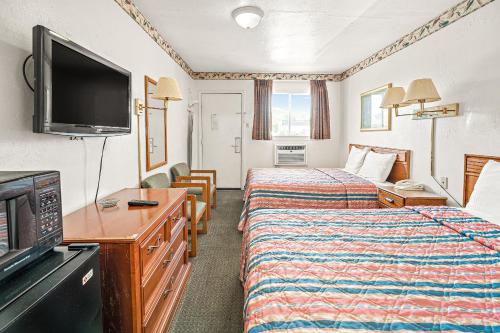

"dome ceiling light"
[232,6,264,29]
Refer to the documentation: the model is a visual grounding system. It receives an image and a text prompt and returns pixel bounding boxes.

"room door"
[201,93,243,188]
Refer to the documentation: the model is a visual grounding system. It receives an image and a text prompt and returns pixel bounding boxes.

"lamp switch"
[135,98,145,116]
[439,177,448,189]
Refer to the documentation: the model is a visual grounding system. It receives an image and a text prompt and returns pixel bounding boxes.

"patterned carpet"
[170,190,244,333]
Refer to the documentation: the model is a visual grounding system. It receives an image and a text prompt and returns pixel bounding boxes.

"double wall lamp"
[135,77,183,115]
[381,78,461,205]
[380,78,458,120]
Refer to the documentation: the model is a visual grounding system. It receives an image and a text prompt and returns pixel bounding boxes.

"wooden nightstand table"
[377,185,447,208]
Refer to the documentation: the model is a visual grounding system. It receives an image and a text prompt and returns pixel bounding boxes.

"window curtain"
[310,80,331,140]
[252,80,273,140]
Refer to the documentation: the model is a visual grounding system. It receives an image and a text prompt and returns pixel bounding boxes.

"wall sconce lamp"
[381,78,462,205]
[380,78,458,119]
[135,76,182,186]
[135,77,183,115]
[380,87,411,117]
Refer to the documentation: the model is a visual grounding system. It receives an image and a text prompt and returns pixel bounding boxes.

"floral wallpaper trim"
[116,0,494,81]
[340,0,496,80]
[114,0,194,76]
[191,72,343,81]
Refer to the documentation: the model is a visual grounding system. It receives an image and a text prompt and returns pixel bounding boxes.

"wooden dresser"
[63,188,191,333]
[378,185,447,208]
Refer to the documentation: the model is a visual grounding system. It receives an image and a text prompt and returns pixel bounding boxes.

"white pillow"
[358,151,397,182]
[466,160,500,218]
[344,146,370,173]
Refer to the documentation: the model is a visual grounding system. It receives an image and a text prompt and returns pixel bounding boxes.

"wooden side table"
[377,185,447,208]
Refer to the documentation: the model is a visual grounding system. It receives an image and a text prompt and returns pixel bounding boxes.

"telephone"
[394,179,424,191]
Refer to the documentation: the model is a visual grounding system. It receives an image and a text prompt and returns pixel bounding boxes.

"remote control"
[128,200,159,206]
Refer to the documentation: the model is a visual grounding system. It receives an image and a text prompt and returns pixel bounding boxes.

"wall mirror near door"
[145,76,168,171]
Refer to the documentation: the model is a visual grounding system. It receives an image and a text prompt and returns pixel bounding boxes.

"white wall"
[0,0,195,214]
[1,0,497,210]
[341,1,500,205]
[194,80,342,186]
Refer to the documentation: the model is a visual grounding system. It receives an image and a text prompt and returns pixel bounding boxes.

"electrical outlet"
[439,177,448,189]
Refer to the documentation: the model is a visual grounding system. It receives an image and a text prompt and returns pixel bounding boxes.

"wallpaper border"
[114,0,194,76]
[191,72,343,81]
[115,0,495,81]
[339,0,496,80]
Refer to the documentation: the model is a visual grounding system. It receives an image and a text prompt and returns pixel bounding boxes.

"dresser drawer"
[142,222,184,314]
[143,241,187,333]
[169,201,184,230]
[378,190,404,208]
[140,219,168,275]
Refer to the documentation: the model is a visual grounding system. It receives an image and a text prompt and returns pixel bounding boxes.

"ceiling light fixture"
[232,6,264,29]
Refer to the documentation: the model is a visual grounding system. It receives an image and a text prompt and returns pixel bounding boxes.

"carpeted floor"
[170,190,244,333]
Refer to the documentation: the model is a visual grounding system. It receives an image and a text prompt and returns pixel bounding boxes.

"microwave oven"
[0,171,63,281]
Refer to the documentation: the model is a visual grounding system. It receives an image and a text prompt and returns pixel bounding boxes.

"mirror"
[145,76,168,171]
[360,83,392,131]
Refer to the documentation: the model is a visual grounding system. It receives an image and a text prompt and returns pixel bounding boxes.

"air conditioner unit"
[274,144,307,166]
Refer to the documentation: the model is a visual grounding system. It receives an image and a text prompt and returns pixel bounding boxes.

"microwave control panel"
[35,173,63,244]
[39,190,60,237]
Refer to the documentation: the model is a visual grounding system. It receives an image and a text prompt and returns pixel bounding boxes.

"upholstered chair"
[141,173,208,257]
[170,163,217,219]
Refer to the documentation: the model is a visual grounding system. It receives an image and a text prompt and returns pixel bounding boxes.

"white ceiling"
[133,0,460,73]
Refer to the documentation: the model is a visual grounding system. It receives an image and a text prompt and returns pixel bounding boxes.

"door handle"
[231,137,241,153]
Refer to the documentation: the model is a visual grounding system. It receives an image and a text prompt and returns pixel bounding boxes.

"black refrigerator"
[0,244,103,333]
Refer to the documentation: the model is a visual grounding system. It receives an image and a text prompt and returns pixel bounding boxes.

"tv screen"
[33,26,131,136]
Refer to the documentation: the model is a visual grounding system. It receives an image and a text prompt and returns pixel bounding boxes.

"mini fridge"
[0,244,103,333]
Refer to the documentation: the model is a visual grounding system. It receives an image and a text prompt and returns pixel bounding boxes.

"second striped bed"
[239,168,378,231]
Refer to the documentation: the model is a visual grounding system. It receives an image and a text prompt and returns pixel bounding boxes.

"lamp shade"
[380,87,410,108]
[403,78,441,104]
[152,77,183,101]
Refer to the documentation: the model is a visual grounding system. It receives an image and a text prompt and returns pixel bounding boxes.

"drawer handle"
[147,235,162,255]
[385,197,395,204]
[162,277,175,299]
[172,216,181,222]
[163,252,174,268]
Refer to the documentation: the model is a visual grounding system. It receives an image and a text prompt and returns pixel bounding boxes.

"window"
[272,82,311,137]
[272,93,311,137]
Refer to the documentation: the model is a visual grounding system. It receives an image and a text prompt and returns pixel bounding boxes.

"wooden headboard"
[463,154,500,205]
[349,144,411,183]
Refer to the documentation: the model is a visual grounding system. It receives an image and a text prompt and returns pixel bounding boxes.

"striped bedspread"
[239,168,378,231]
[242,207,500,333]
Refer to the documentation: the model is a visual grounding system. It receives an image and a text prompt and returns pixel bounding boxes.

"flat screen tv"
[33,25,131,136]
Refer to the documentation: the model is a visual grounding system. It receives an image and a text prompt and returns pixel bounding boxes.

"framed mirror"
[145,76,168,171]
[360,83,392,131]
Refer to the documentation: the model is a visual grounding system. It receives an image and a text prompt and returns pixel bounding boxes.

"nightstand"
[377,185,447,208]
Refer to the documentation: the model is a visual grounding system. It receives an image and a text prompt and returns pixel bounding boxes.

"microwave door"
[0,202,8,257]
[8,194,37,250]
[0,179,36,260]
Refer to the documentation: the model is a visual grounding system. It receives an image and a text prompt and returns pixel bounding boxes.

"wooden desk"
[377,185,447,208]
[64,188,191,333]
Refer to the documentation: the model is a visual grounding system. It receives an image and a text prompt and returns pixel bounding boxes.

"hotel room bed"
[239,144,411,231]
[239,167,379,230]
[241,206,500,333]
[240,154,500,333]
